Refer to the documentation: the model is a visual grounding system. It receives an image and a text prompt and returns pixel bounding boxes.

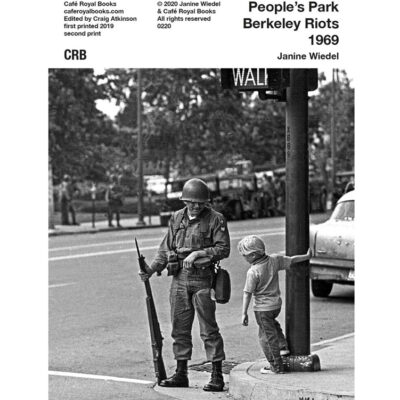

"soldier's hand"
[138,262,154,281]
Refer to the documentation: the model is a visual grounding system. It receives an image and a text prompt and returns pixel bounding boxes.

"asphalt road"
[49,215,354,399]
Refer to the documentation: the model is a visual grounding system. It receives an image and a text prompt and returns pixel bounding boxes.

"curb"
[229,361,354,400]
[48,224,162,237]
[230,362,353,400]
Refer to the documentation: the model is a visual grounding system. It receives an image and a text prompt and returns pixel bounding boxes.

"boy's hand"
[242,313,249,326]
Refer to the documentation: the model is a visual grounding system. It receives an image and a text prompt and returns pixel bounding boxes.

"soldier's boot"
[159,360,189,388]
[203,361,224,392]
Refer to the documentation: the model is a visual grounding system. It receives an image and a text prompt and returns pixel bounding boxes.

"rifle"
[135,238,167,384]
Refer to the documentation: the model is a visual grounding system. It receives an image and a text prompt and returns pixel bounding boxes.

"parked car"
[309,190,355,297]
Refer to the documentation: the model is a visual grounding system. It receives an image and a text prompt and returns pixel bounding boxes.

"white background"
[50,0,349,67]
[1,0,399,399]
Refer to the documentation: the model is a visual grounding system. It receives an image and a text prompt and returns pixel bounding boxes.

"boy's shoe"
[280,349,290,356]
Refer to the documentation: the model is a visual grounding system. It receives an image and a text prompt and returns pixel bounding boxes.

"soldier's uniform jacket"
[151,206,230,273]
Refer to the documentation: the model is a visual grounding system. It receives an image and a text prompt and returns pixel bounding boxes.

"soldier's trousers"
[170,269,225,362]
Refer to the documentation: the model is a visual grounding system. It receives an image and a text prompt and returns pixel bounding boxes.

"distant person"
[59,174,79,225]
[105,175,124,227]
[238,235,311,374]
[274,176,285,215]
[332,186,343,208]
[261,174,275,217]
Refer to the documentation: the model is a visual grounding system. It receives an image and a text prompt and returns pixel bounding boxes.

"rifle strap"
[171,210,185,251]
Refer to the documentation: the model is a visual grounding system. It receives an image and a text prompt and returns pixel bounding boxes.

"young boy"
[238,235,312,374]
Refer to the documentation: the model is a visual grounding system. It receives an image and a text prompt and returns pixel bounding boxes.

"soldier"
[274,175,285,216]
[261,174,275,217]
[59,174,79,225]
[105,175,124,227]
[140,178,230,392]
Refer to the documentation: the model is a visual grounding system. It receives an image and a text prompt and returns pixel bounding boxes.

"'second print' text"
[63,1,137,37]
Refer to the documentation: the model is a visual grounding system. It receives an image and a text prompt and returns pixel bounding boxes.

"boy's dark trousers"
[254,308,287,372]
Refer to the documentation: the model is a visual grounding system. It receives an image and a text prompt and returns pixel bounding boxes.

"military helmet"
[180,178,210,202]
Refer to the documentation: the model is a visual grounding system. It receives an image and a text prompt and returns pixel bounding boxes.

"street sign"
[221,68,318,92]
[221,68,290,91]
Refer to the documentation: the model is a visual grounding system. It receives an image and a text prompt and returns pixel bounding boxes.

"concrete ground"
[49,214,354,399]
[229,335,354,400]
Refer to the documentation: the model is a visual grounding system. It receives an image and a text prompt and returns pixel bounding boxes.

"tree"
[49,68,118,183]
[107,69,248,180]
[309,70,354,187]
[238,96,286,166]
[49,68,354,192]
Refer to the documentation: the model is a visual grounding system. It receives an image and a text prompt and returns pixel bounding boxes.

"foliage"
[49,68,354,194]
[238,97,286,166]
[49,69,120,183]
[309,70,354,185]
[99,69,249,179]
[101,69,289,179]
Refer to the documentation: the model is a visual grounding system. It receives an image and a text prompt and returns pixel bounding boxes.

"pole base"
[283,354,321,372]
[136,220,146,227]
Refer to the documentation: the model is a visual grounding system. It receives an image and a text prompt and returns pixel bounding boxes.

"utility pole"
[90,182,97,228]
[285,69,320,371]
[48,161,55,229]
[330,68,337,208]
[49,104,57,230]
[136,69,145,226]
[220,68,320,371]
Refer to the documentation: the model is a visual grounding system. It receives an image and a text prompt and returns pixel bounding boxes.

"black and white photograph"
[48,68,354,400]
[4,0,400,399]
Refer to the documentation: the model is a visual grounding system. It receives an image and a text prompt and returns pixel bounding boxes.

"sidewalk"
[229,335,354,400]
[154,335,354,400]
[49,215,162,236]
[49,212,329,237]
